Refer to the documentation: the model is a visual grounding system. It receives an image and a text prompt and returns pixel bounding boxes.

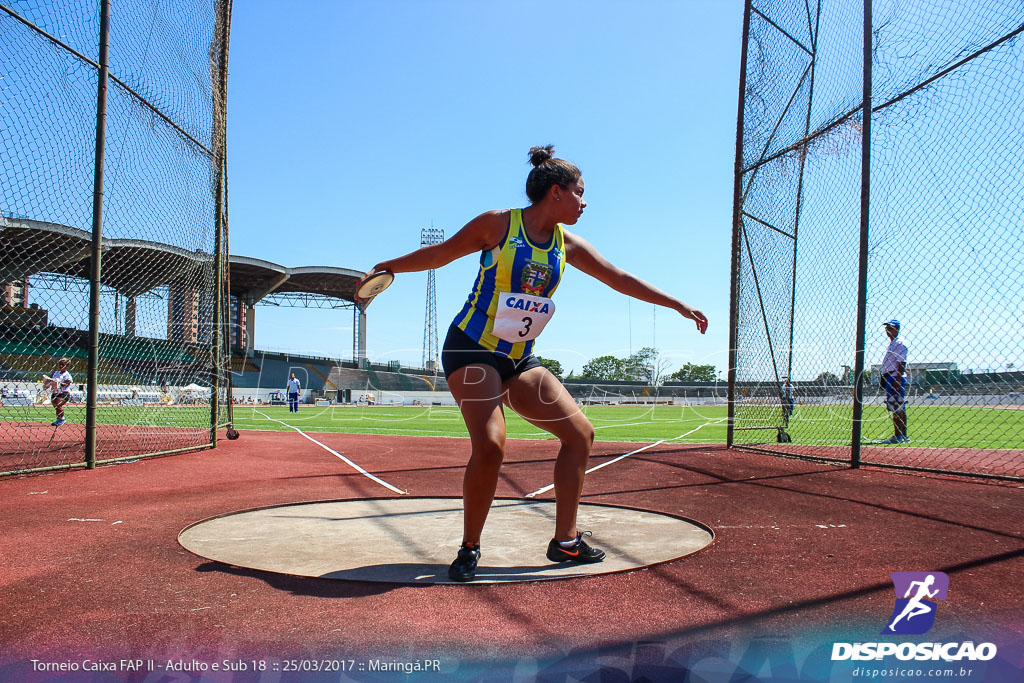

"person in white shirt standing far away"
[43,357,74,427]
[878,319,909,444]
[286,373,301,413]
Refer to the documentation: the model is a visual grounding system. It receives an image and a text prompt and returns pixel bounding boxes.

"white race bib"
[492,293,555,343]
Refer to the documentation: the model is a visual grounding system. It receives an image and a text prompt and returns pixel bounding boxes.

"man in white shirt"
[44,357,73,426]
[879,320,909,444]
[286,373,301,413]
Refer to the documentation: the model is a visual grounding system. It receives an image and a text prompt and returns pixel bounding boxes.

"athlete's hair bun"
[528,145,555,167]
[524,145,580,203]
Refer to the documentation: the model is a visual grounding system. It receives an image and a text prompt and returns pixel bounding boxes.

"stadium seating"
[0,355,28,381]
[0,324,214,386]
[229,356,261,373]
[328,365,433,392]
[229,353,335,391]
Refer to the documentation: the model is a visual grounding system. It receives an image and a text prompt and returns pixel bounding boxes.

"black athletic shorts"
[441,325,542,382]
[51,391,71,402]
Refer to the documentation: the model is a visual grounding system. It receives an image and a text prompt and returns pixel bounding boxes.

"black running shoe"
[546,531,605,563]
[447,543,480,582]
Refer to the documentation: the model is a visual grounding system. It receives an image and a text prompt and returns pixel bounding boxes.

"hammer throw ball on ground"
[354,270,394,307]
[226,427,240,440]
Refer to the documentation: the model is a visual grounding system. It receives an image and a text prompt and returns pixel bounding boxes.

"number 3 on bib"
[492,293,555,343]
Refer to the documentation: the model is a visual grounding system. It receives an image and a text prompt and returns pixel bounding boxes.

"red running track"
[0,420,211,472]
[2,429,1022,680]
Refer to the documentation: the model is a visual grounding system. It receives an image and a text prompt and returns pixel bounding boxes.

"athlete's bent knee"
[561,421,594,453]
[472,433,506,463]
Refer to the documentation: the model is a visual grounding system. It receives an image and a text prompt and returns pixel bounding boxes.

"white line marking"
[522,420,659,436]
[665,417,728,441]
[524,417,726,498]
[255,410,407,495]
[330,426,454,434]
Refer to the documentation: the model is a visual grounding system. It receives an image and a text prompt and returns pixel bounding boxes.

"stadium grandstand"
[0,217,456,409]
[225,252,453,406]
[2,218,220,403]
[4,215,1019,415]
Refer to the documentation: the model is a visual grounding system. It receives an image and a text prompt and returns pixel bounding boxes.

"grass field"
[779,405,1024,449]
[230,404,729,443]
[2,403,1021,449]
[228,403,1024,449]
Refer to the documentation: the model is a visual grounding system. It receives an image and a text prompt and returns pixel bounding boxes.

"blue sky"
[226,1,745,377]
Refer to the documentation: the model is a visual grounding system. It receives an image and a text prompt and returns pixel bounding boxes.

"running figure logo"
[883,572,949,635]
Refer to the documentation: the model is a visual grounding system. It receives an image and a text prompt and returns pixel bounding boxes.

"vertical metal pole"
[210,1,231,445]
[220,1,234,429]
[85,0,111,469]
[358,308,367,365]
[788,3,822,384]
[211,162,224,445]
[850,0,873,467]
[244,300,255,356]
[222,161,234,430]
[727,0,754,448]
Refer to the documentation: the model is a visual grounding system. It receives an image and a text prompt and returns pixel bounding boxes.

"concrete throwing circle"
[178,497,713,584]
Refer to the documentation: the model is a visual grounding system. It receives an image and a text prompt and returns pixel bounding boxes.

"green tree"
[669,363,716,382]
[577,348,669,384]
[535,356,564,380]
[619,347,671,384]
[815,371,841,384]
[620,348,652,383]
[578,355,624,381]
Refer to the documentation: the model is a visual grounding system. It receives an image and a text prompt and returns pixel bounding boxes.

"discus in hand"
[354,270,394,308]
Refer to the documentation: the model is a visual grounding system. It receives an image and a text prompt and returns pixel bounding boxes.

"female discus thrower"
[367,146,707,581]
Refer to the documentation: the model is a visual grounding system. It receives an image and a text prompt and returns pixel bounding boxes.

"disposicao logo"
[831,571,997,662]
[883,571,948,635]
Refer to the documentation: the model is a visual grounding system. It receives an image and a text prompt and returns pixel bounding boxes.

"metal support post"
[850,0,873,467]
[85,0,111,469]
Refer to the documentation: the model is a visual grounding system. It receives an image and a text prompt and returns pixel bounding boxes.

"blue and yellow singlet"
[452,208,566,359]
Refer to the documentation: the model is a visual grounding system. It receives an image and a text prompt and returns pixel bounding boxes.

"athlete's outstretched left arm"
[369,211,507,275]
[564,231,707,334]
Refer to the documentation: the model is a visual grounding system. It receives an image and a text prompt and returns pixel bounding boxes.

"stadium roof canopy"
[229,257,364,305]
[0,217,363,304]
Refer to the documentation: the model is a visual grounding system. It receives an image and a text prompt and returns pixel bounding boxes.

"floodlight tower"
[421,227,445,372]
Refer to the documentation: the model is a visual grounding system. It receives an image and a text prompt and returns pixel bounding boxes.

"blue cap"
[883,319,900,329]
